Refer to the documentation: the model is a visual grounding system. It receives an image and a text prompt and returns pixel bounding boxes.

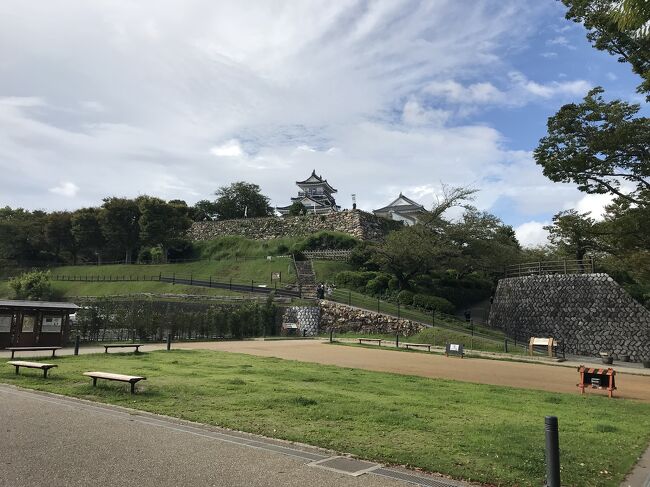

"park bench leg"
[130,382,136,394]
[92,377,97,387]
[14,365,19,375]
[43,368,48,379]
[51,350,56,358]
[11,351,15,359]
[104,348,108,353]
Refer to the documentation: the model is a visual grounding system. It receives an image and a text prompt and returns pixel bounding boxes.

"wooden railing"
[504,258,595,278]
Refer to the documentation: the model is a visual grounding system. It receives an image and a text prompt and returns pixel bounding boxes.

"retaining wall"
[188,210,400,242]
[488,273,650,361]
[319,300,425,336]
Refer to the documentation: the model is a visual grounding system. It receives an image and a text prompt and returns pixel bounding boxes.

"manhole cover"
[308,456,381,476]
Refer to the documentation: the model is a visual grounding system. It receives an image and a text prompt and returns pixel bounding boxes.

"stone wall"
[319,300,425,336]
[188,210,401,242]
[489,273,650,361]
[282,306,320,337]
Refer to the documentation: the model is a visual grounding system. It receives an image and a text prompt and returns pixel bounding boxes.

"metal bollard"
[329,328,333,343]
[166,334,172,351]
[545,416,561,487]
[74,335,80,356]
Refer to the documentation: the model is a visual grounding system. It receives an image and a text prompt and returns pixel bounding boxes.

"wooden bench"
[103,344,142,354]
[7,360,57,378]
[358,338,382,346]
[403,343,432,352]
[83,371,146,394]
[5,347,62,359]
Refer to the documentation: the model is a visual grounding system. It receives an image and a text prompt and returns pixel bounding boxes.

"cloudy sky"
[0,1,646,246]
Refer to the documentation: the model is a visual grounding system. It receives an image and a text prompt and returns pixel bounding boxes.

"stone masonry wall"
[188,210,401,242]
[282,306,320,337]
[489,273,650,361]
[319,300,425,336]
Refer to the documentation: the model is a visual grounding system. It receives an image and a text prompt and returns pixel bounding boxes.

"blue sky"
[0,0,646,246]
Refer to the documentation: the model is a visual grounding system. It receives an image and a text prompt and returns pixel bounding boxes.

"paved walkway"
[0,385,465,487]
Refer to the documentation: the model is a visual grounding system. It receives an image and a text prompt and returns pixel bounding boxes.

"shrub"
[365,273,391,295]
[335,271,379,291]
[397,290,414,305]
[9,270,53,300]
[293,231,359,252]
[412,294,455,314]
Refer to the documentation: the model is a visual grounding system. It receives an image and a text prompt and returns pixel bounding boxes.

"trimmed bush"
[365,273,391,295]
[335,271,380,291]
[397,290,414,305]
[412,294,455,314]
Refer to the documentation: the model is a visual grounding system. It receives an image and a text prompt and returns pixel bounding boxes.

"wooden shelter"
[0,300,79,349]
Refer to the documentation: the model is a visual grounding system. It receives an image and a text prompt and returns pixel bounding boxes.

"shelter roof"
[0,300,80,310]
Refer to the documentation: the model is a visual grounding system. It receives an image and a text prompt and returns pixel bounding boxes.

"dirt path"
[178,340,650,402]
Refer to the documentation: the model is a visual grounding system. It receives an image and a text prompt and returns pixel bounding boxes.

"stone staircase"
[294,260,317,299]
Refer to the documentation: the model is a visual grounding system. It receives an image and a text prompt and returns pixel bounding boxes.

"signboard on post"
[271,272,281,282]
[445,342,464,358]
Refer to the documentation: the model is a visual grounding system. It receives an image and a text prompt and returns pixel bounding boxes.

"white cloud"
[568,193,614,221]
[49,181,79,198]
[210,139,244,157]
[540,51,557,58]
[424,72,591,111]
[546,35,576,50]
[515,221,550,247]
[402,100,450,126]
[0,0,598,229]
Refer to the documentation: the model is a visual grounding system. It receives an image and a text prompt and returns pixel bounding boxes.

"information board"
[0,315,11,333]
[445,342,464,358]
[41,316,62,333]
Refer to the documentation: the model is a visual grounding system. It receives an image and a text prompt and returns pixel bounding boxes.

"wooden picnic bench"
[5,346,62,359]
[358,338,382,346]
[403,343,432,352]
[103,344,142,354]
[7,360,57,378]
[83,371,146,394]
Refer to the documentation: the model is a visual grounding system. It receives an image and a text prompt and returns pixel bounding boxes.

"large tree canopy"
[534,87,650,206]
[213,182,273,220]
[562,0,650,97]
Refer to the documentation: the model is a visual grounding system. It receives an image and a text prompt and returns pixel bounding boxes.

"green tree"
[446,208,521,276]
[190,199,219,221]
[562,0,650,97]
[71,208,105,264]
[213,182,273,220]
[534,87,650,206]
[138,196,192,261]
[544,210,600,262]
[287,201,306,216]
[9,270,53,300]
[0,207,48,265]
[611,0,650,37]
[100,197,141,264]
[45,212,75,262]
[375,225,453,290]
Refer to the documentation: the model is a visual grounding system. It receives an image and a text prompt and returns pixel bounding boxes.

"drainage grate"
[309,456,382,476]
[372,468,464,487]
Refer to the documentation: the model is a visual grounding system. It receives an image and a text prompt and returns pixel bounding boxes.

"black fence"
[49,273,301,298]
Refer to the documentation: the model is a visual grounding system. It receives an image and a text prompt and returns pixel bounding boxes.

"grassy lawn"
[312,260,353,282]
[1,349,648,486]
[50,258,297,285]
